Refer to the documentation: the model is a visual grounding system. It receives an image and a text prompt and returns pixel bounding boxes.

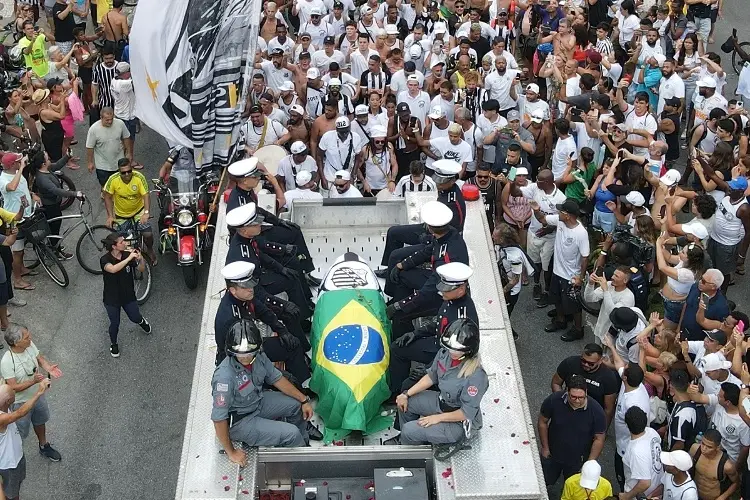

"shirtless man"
[101,0,128,60]
[286,105,313,145]
[310,100,339,161]
[553,18,575,60]
[689,429,739,500]
[260,2,284,42]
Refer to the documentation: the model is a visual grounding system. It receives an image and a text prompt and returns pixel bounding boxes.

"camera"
[22,142,41,159]
[541,24,551,35]
[612,224,654,265]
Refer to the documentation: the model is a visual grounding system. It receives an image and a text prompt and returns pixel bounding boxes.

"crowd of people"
[3,0,750,496]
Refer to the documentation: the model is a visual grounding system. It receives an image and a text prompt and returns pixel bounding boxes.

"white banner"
[130,0,260,171]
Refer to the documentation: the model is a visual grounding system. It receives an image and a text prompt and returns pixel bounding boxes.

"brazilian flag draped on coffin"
[309,289,392,442]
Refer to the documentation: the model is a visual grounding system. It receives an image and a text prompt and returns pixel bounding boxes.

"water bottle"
[695,432,703,444]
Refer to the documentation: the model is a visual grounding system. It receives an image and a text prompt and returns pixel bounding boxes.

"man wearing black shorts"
[529,198,590,341]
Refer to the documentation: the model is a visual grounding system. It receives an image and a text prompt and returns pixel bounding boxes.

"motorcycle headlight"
[177,209,194,226]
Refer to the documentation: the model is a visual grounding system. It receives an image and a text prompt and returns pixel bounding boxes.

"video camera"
[611,224,654,266]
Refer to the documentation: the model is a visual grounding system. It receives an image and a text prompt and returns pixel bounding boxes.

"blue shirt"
[594,183,616,213]
[535,6,565,31]
[0,171,32,218]
[682,283,730,341]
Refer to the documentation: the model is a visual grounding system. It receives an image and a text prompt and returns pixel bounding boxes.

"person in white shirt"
[693,78,728,126]
[698,353,742,402]
[312,37,346,75]
[268,24,295,58]
[530,198,589,341]
[329,169,362,198]
[550,118,578,181]
[518,83,550,125]
[483,56,519,114]
[110,62,137,167]
[390,62,425,97]
[281,170,323,209]
[657,450,699,500]
[317,116,365,188]
[393,160,437,197]
[348,32,380,81]
[277,141,318,191]
[475,100,508,168]
[621,406,664,498]
[416,123,473,177]
[583,267,636,344]
[397,74,431,125]
[684,329,727,379]
[485,37,518,69]
[617,90,658,156]
[689,382,750,463]
[255,49,294,90]
[239,105,290,155]
[657,58,685,115]
[297,5,331,41]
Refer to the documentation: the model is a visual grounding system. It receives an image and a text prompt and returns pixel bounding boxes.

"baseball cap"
[404,61,416,73]
[728,176,749,191]
[434,22,447,34]
[515,167,529,176]
[299,32,312,40]
[278,81,294,92]
[270,48,284,57]
[702,352,732,372]
[660,451,692,472]
[654,54,667,67]
[705,329,728,345]
[555,198,581,216]
[396,102,410,113]
[360,4,373,14]
[46,77,63,89]
[324,35,335,45]
[579,461,602,490]
[290,141,307,154]
[613,123,629,132]
[526,83,540,94]
[625,191,646,207]
[296,170,313,186]
[306,67,320,79]
[498,6,508,14]
[385,24,399,35]
[406,74,420,83]
[115,61,130,74]
[355,104,368,115]
[430,58,446,69]
[1,153,21,168]
[665,96,681,108]
[428,106,445,119]
[334,170,351,181]
[530,109,544,123]
[310,7,322,15]
[329,77,342,87]
[660,169,681,187]
[506,109,520,121]
[697,78,717,88]
[335,116,350,129]
[409,45,422,58]
[682,221,708,240]
[289,104,304,116]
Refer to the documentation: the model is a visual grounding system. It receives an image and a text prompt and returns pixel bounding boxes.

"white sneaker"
[8,297,26,307]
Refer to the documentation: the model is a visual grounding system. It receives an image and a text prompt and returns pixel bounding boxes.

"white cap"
[329,77,342,86]
[334,170,351,181]
[221,261,258,286]
[515,167,529,176]
[409,45,422,58]
[278,81,294,91]
[226,203,263,227]
[421,200,453,227]
[579,461,602,490]
[355,104,369,115]
[660,451,693,472]
[428,106,445,119]
[370,126,387,138]
[430,58,446,69]
[335,116,350,128]
[407,74,420,83]
[289,104,305,116]
[660,169,681,187]
[703,352,732,372]
[360,4,373,14]
[376,28,387,37]
[526,83,540,94]
[290,141,307,154]
[432,159,462,177]
[625,191,646,207]
[682,221,709,240]
[697,77,717,88]
[307,67,320,79]
[296,170,313,186]
[434,22,447,34]
[436,262,473,291]
[530,109,545,123]
[228,157,262,178]
[654,53,666,67]
[385,24,399,35]
[310,6,322,15]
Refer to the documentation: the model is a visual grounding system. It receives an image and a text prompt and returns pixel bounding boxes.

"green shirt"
[0,342,40,404]
[564,162,597,203]
[17,34,49,78]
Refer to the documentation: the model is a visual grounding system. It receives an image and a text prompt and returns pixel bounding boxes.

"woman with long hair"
[590,158,621,233]
[675,33,701,133]
[3,89,39,144]
[656,232,705,328]
[47,77,81,170]
[355,126,398,196]
[693,141,736,202]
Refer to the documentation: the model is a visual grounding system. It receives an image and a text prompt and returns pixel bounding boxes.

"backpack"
[688,123,708,156]
[627,266,649,313]
[671,400,708,449]
[691,445,732,494]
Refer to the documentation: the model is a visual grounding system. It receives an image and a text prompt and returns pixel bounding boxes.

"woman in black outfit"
[30,151,83,259]
[34,89,67,162]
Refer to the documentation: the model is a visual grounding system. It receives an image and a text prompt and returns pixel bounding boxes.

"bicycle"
[18,210,69,287]
[99,216,154,305]
[727,29,750,76]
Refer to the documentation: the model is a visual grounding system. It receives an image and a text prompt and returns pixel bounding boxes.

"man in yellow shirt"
[17,21,56,79]
[103,158,156,263]
[561,460,613,500]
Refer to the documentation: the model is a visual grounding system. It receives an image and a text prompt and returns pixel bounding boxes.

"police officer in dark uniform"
[211,320,316,464]
[225,203,314,320]
[377,160,466,274]
[388,262,478,394]
[466,163,502,233]
[226,157,321,287]
[384,318,489,445]
[385,201,470,337]
[215,262,310,381]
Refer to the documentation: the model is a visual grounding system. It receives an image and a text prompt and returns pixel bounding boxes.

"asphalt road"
[11,4,750,500]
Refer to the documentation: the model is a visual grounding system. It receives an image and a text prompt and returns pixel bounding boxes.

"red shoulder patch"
[467,385,478,397]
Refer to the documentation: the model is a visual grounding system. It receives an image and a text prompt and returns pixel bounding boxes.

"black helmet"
[226,319,262,357]
[440,319,480,358]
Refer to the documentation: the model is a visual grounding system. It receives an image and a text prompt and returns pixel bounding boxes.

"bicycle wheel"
[36,244,69,288]
[77,225,115,275]
[134,258,153,305]
[58,174,77,211]
[733,43,750,75]
[22,241,40,270]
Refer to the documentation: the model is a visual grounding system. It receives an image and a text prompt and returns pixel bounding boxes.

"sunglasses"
[476,174,490,179]
[119,170,133,176]
[580,357,598,367]
[374,140,386,145]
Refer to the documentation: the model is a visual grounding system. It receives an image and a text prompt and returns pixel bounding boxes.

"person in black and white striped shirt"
[359,54,391,104]
[393,160,437,197]
[92,47,118,111]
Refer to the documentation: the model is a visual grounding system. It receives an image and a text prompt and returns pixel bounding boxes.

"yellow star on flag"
[145,70,159,101]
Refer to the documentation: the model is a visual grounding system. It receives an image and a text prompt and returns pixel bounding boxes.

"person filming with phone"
[680,269,730,342]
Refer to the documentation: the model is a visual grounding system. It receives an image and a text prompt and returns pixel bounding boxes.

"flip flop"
[20,270,38,277]
[14,283,35,291]
[132,162,144,170]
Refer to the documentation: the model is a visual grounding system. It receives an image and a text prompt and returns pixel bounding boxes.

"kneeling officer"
[212,319,314,465]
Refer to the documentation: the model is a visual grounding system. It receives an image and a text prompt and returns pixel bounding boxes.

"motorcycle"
[154,163,218,289]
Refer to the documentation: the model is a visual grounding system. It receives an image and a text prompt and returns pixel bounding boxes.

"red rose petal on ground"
[239,475,243,481]
[523,440,530,445]
[346,496,351,500]
[222,476,228,480]
[295,481,304,487]
[513,450,519,454]
[488,299,493,304]
[242,490,249,495]
[224,485,231,491]
[364,480,375,489]
[323,481,329,486]
[493,398,500,403]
